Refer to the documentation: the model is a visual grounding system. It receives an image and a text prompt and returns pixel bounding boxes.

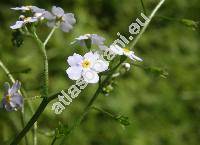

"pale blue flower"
[1,81,23,111]
[11,6,45,13]
[72,34,105,47]
[66,52,109,83]
[109,45,143,61]
[10,16,38,29]
[43,6,76,32]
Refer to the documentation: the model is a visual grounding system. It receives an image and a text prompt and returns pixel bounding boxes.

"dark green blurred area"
[0,0,200,145]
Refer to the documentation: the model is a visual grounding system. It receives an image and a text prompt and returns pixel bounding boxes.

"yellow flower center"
[5,95,11,103]
[24,17,32,22]
[82,60,91,69]
[123,48,131,53]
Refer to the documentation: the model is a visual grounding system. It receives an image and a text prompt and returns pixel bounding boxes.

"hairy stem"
[131,0,165,49]
[32,29,49,98]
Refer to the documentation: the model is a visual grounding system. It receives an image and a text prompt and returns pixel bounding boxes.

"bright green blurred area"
[0,0,200,145]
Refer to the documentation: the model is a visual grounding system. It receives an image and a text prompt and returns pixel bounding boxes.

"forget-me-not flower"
[10,15,38,29]
[109,45,143,61]
[1,81,23,111]
[66,52,109,83]
[43,6,76,32]
[72,34,105,47]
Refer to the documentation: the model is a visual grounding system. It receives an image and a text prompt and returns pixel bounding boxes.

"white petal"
[60,22,72,32]
[91,34,105,45]
[62,13,76,24]
[98,45,108,50]
[10,93,23,108]
[109,44,123,55]
[9,81,21,95]
[75,35,90,41]
[67,53,83,66]
[83,70,99,83]
[31,6,45,13]
[43,11,56,20]
[84,52,99,62]
[66,66,82,80]
[26,17,38,23]
[11,6,30,11]
[127,52,143,61]
[52,6,64,17]
[10,21,24,29]
[92,60,109,73]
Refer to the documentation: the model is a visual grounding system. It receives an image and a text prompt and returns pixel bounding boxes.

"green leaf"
[115,115,130,126]
[55,122,69,138]
[143,66,168,78]
[179,19,199,30]
[11,68,32,74]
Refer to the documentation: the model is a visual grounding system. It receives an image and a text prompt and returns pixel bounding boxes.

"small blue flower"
[11,6,45,13]
[43,6,76,32]
[1,81,23,111]
[72,34,105,47]
[10,16,38,30]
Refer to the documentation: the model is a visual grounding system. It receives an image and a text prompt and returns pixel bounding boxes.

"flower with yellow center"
[66,52,109,83]
[109,45,143,61]
[5,95,11,103]
[1,81,23,111]
[82,60,91,69]
[123,48,131,54]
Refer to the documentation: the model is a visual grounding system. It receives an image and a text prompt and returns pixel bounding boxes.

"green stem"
[0,60,29,145]
[92,106,115,118]
[0,60,15,83]
[10,99,48,145]
[44,27,57,47]
[33,122,38,145]
[140,0,147,15]
[32,30,48,98]
[20,111,29,145]
[50,137,57,145]
[131,0,166,49]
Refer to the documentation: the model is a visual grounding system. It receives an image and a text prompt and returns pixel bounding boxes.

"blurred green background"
[0,0,200,145]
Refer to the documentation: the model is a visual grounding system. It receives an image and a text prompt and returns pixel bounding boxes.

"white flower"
[11,6,32,12]
[10,16,38,29]
[72,34,105,47]
[109,45,143,61]
[66,52,109,83]
[11,6,45,13]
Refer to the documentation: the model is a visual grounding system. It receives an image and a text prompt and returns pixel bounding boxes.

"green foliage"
[0,0,199,145]
[11,30,24,48]
[55,122,69,138]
